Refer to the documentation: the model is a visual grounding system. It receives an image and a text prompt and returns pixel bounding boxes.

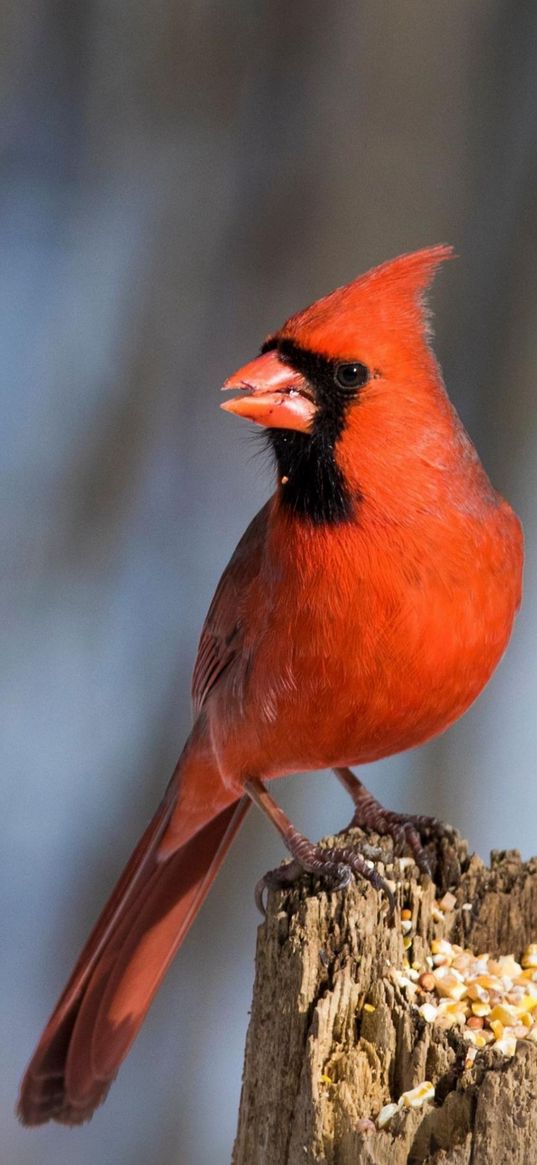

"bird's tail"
[17,745,249,1126]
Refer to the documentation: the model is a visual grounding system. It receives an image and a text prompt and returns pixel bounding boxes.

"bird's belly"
[222,562,519,779]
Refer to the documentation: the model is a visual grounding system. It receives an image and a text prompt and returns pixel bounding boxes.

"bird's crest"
[276,245,455,362]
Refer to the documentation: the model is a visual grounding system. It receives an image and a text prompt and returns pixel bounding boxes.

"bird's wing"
[191,501,271,715]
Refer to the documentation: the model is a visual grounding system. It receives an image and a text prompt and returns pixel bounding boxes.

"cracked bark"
[232,838,537,1165]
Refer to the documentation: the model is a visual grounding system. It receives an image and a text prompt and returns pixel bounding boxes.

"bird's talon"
[336,770,461,888]
[382,882,396,923]
[255,834,395,917]
[415,851,433,878]
[325,863,354,892]
[254,877,269,916]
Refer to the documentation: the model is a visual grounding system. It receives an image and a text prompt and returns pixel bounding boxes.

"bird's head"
[222,245,456,524]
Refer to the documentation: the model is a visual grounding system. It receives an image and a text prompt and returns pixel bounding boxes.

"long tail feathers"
[18,793,250,1125]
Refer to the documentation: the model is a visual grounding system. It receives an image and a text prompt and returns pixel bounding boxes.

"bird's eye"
[334,362,369,391]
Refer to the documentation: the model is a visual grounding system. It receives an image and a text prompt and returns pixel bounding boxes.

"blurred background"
[2,2,537,1163]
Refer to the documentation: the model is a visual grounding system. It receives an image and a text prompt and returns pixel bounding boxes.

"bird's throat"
[268,428,356,524]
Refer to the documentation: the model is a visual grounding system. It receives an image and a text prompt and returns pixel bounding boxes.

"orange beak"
[221,349,316,432]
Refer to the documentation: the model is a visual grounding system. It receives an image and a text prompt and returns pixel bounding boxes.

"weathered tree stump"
[233,834,537,1165]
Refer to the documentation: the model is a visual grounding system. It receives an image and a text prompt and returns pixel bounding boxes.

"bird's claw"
[255,840,395,921]
[254,859,304,915]
[343,792,460,890]
[379,812,461,888]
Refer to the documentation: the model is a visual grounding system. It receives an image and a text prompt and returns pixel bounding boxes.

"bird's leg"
[333,767,458,879]
[244,777,394,917]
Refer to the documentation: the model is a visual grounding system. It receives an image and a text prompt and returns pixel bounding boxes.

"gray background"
[2,3,537,1163]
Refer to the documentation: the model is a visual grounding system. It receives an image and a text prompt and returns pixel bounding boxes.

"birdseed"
[395,914,537,1064]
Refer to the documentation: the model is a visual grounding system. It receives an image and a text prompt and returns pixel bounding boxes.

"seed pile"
[395,903,537,1066]
[374,908,537,1130]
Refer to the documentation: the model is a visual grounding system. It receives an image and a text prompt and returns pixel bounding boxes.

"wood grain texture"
[233,839,537,1165]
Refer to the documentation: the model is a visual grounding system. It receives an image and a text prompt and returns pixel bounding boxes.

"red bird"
[18,246,523,1125]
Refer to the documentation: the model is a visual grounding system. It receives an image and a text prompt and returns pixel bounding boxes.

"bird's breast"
[214,502,523,778]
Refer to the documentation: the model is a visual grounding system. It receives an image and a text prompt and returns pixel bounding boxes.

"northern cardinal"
[18,246,523,1125]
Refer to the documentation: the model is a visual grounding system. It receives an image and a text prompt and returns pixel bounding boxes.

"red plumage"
[18,247,523,1124]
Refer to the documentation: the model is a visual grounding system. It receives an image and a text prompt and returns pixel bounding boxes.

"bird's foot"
[255,832,395,919]
[350,806,457,878]
[334,768,461,889]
